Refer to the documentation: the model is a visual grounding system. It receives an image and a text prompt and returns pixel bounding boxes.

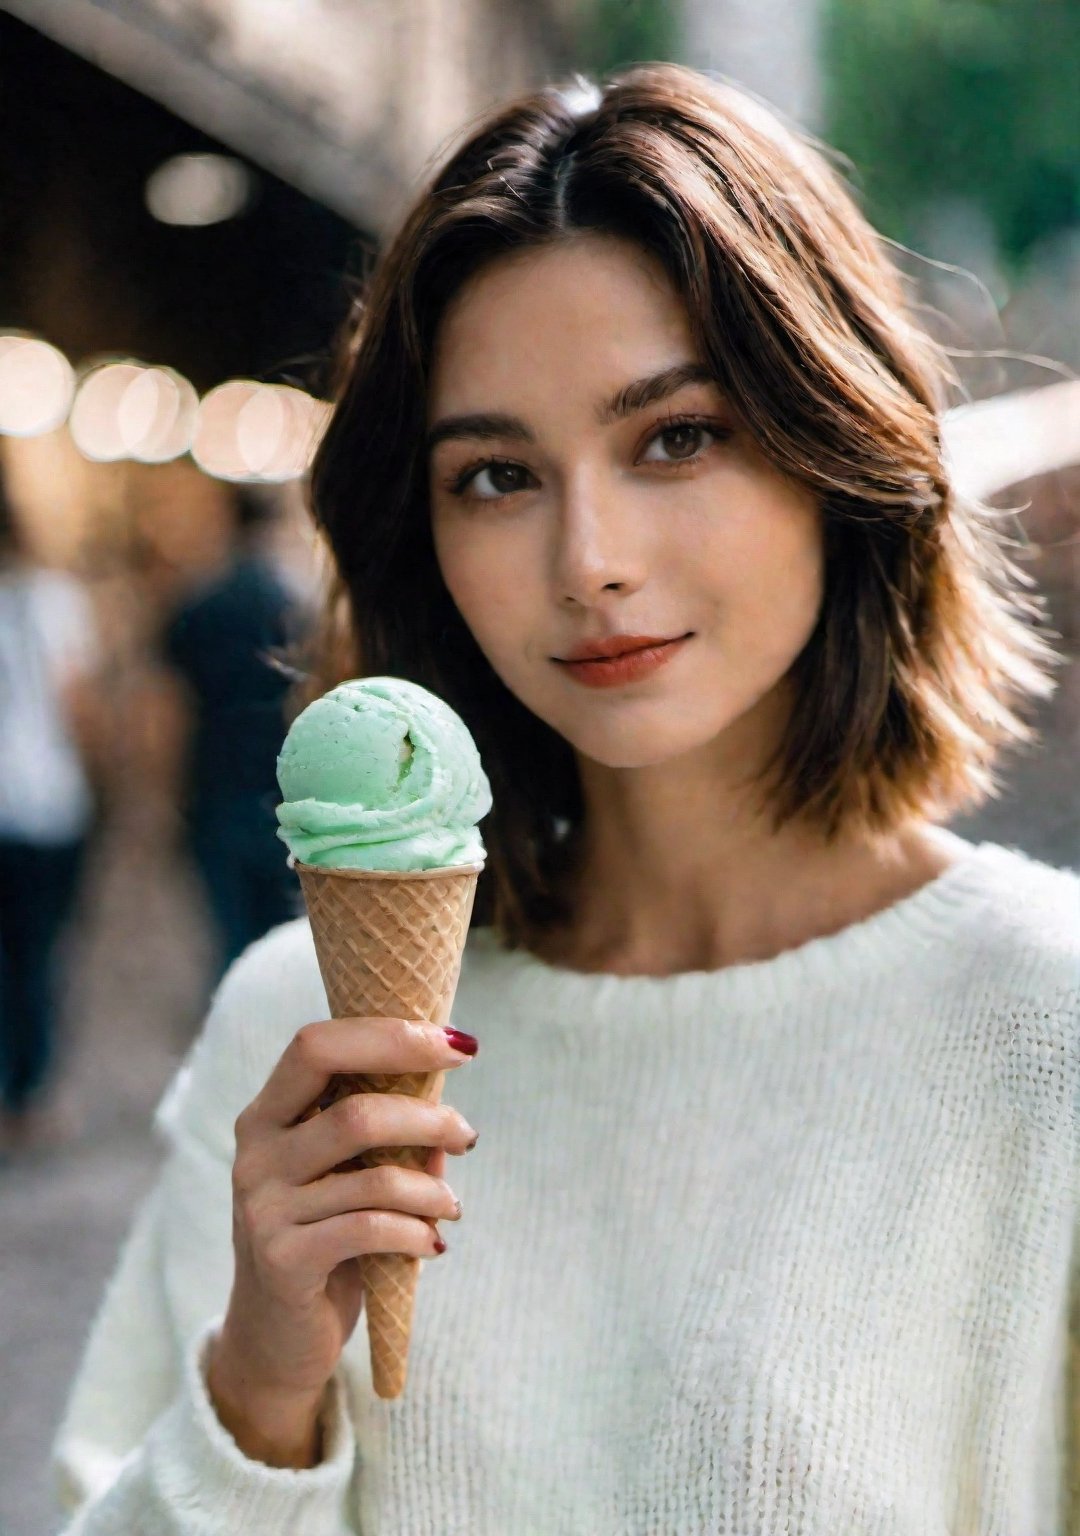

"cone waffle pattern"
[295,861,479,1399]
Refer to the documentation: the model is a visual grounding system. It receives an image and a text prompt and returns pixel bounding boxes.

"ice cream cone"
[294,858,481,1399]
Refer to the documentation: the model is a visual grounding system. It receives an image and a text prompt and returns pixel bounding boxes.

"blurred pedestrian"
[161,486,304,987]
[0,466,103,1154]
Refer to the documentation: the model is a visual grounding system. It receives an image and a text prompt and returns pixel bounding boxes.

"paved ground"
[1,644,1076,1536]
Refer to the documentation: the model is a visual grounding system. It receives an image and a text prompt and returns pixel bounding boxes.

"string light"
[193,380,330,481]
[118,366,199,462]
[69,362,145,461]
[0,333,329,481]
[0,334,76,436]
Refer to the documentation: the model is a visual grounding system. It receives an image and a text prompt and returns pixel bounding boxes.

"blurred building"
[1,0,576,235]
[680,0,822,126]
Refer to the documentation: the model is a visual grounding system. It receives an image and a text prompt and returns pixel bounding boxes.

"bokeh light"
[0,335,76,436]
[118,366,199,462]
[192,380,329,481]
[68,360,200,463]
[144,152,253,226]
[69,362,146,461]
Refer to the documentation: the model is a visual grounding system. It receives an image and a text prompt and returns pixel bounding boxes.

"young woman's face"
[427,234,826,772]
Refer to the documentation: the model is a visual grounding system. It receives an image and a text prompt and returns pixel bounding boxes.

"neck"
[538,752,957,977]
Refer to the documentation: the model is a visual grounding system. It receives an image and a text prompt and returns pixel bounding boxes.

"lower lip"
[556,636,691,688]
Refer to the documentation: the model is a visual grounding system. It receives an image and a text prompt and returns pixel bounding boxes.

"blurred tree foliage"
[574,0,678,74]
[823,0,1080,272]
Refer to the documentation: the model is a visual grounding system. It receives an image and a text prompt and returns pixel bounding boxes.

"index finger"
[247,1017,474,1131]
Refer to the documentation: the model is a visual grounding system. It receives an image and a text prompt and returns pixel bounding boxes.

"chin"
[532,670,788,772]
[550,711,731,771]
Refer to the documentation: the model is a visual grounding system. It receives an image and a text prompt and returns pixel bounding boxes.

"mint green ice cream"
[275,677,491,871]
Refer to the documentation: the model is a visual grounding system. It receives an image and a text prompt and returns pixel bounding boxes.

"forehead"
[427,235,697,417]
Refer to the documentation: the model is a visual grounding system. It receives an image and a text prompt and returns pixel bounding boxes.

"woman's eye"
[454,461,532,501]
[641,421,722,465]
[473,462,528,499]
[447,419,726,501]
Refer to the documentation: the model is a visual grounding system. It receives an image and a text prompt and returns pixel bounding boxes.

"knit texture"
[53,837,1080,1534]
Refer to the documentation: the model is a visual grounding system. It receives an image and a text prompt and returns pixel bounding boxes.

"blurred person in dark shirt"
[162,487,305,985]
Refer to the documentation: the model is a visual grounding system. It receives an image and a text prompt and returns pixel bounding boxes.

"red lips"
[556,633,686,662]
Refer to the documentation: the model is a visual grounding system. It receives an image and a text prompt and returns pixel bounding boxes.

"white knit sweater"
[53,835,1080,1535]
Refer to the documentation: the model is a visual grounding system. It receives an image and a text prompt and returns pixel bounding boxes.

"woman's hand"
[206,1016,478,1466]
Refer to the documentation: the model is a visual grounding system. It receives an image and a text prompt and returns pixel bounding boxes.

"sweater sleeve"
[50,925,361,1534]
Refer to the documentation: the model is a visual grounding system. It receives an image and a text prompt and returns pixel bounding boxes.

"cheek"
[742,523,824,619]
[706,490,825,621]
[433,523,533,662]
[432,519,481,616]
[680,493,825,686]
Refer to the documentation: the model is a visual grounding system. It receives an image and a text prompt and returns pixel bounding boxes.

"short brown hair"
[305,62,1063,949]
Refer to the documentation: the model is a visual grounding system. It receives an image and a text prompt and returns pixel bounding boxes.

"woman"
[54,65,1079,1533]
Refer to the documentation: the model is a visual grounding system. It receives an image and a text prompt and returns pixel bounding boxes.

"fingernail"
[433,1234,447,1255]
[452,1198,463,1219]
[442,1027,479,1057]
[465,1131,479,1152]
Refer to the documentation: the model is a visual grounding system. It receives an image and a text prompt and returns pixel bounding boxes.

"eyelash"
[442,413,730,503]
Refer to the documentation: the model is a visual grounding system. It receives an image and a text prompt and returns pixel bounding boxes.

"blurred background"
[0,3,1076,1532]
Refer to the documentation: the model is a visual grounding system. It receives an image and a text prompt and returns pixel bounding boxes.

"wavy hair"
[303,62,1063,949]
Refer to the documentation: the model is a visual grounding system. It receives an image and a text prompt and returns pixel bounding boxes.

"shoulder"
[154,917,327,1157]
[165,573,222,637]
[243,552,292,597]
[967,842,1080,996]
[201,555,290,613]
[960,843,1080,1123]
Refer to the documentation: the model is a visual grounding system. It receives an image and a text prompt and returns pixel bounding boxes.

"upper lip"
[555,633,689,662]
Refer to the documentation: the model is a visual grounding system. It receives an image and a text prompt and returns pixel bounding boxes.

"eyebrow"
[425,362,720,454]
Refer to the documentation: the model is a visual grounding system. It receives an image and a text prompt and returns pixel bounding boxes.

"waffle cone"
[293,858,481,1399]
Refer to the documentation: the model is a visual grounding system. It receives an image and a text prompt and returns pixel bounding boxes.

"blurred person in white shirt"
[0,464,104,1154]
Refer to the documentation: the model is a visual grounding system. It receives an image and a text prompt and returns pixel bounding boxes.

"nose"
[552,470,647,607]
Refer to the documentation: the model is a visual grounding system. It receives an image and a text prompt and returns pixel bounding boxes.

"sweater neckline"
[467,835,1013,1012]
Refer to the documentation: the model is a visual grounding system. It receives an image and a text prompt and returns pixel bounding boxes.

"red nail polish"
[433,1235,447,1255]
[442,1027,479,1056]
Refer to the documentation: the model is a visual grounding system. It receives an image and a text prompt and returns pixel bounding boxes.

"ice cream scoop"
[275,676,491,871]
